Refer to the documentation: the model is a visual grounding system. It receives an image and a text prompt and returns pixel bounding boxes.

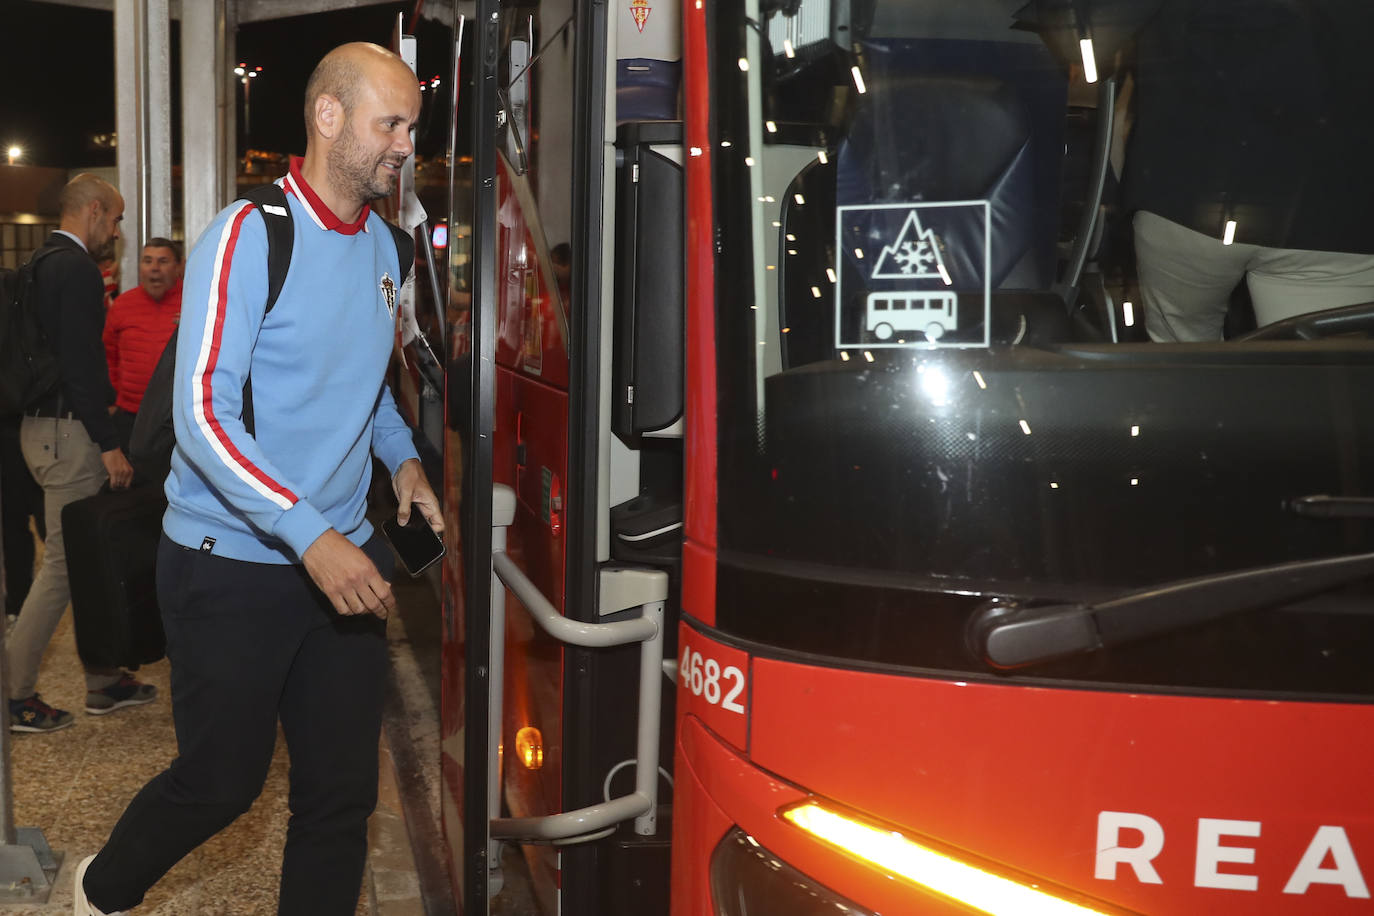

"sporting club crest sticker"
[380,272,397,318]
[630,0,651,32]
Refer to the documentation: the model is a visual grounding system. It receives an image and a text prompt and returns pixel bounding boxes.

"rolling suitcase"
[61,483,167,668]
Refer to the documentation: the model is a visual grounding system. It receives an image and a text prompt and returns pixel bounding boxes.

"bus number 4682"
[680,645,746,715]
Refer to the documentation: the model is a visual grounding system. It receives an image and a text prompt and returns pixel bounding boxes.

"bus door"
[437,1,499,912]
[440,1,684,913]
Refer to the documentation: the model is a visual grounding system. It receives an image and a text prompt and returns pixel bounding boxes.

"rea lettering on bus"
[1095,811,1370,898]
[680,645,745,714]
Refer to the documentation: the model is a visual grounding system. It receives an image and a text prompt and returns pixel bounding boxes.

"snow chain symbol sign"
[833,201,992,350]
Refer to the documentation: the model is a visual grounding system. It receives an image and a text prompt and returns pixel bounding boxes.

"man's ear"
[314,93,342,140]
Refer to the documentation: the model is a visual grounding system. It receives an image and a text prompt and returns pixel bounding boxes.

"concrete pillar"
[225,5,240,208]
[113,0,141,281]
[181,0,234,246]
[113,0,173,283]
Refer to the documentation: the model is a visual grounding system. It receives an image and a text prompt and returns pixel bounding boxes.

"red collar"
[284,156,370,235]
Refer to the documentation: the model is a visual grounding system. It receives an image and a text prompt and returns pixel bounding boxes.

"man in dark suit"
[7,174,156,734]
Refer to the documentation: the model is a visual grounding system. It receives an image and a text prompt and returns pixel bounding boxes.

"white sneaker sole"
[73,853,96,915]
[85,692,157,716]
[9,717,75,733]
[73,853,126,916]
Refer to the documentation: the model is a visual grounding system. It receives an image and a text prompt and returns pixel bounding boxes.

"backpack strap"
[385,221,416,288]
[238,182,294,314]
[26,244,64,274]
[234,183,294,434]
[20,245,70,314]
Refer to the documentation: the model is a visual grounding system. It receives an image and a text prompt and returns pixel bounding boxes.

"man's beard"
[329,122,400,204]
[90,235,117,262]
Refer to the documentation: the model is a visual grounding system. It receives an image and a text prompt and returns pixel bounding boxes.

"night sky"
[2,0,459,169]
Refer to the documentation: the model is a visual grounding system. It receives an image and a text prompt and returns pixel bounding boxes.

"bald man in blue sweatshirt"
[75,42,441,916]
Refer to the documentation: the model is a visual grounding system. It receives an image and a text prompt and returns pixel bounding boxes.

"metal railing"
[487,484,666,848]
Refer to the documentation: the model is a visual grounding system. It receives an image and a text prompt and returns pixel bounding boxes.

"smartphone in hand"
[381,505,445,576]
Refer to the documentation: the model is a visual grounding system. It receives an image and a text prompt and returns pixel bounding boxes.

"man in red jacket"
[103,237,182,454]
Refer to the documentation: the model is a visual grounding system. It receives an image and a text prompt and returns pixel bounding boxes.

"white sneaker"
[73,855,126,916]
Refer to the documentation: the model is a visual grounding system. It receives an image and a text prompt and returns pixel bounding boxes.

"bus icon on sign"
[867,291,959,341]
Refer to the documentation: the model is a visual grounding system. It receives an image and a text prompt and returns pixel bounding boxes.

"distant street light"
[6,146,21,166]
[235,63,264,144]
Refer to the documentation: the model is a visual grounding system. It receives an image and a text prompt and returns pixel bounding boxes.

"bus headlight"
[710,828,875,915]
[781,800,1131,916]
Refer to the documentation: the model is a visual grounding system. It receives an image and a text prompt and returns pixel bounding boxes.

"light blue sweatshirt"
[163,162,418,563]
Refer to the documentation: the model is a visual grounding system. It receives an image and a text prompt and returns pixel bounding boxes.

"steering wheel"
[1235,300,1374,341]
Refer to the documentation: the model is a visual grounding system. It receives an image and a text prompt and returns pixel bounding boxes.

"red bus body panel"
[681,0,717,628]
[673,622,1374,914]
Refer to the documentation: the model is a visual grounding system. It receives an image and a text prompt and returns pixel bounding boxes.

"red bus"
[396,1,1374,913]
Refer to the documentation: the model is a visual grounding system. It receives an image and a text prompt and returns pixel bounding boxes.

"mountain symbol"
[871,210,950,282]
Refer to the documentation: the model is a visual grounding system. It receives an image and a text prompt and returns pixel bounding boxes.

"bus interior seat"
[781,37,1072,366]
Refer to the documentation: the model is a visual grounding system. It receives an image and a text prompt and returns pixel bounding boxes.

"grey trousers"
[7,416,118,700]
[1134,210,1374,343]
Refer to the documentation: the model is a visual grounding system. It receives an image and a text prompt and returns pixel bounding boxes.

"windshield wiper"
[969,551,1374,669]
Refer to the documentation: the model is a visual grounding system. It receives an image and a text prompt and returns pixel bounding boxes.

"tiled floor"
[0,587,437,915]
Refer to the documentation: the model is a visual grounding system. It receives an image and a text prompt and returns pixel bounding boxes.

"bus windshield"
[708,0,1374,695]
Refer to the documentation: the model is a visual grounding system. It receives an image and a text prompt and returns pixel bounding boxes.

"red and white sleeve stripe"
[189,201,299,511]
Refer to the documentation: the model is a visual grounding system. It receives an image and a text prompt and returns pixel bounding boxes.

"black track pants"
[83,532,392,915]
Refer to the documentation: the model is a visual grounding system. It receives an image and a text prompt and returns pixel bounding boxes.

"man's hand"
[302,529,396,619]
[101,448,134,490]
[392,458,444,534]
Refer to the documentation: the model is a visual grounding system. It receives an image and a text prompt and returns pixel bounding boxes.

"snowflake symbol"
[894,241,924,274]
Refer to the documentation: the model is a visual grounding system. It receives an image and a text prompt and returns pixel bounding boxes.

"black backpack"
[0,246,63,415]
[128,183,415,482]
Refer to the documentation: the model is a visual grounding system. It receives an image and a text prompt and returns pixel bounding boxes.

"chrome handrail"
[488,484,667,847]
